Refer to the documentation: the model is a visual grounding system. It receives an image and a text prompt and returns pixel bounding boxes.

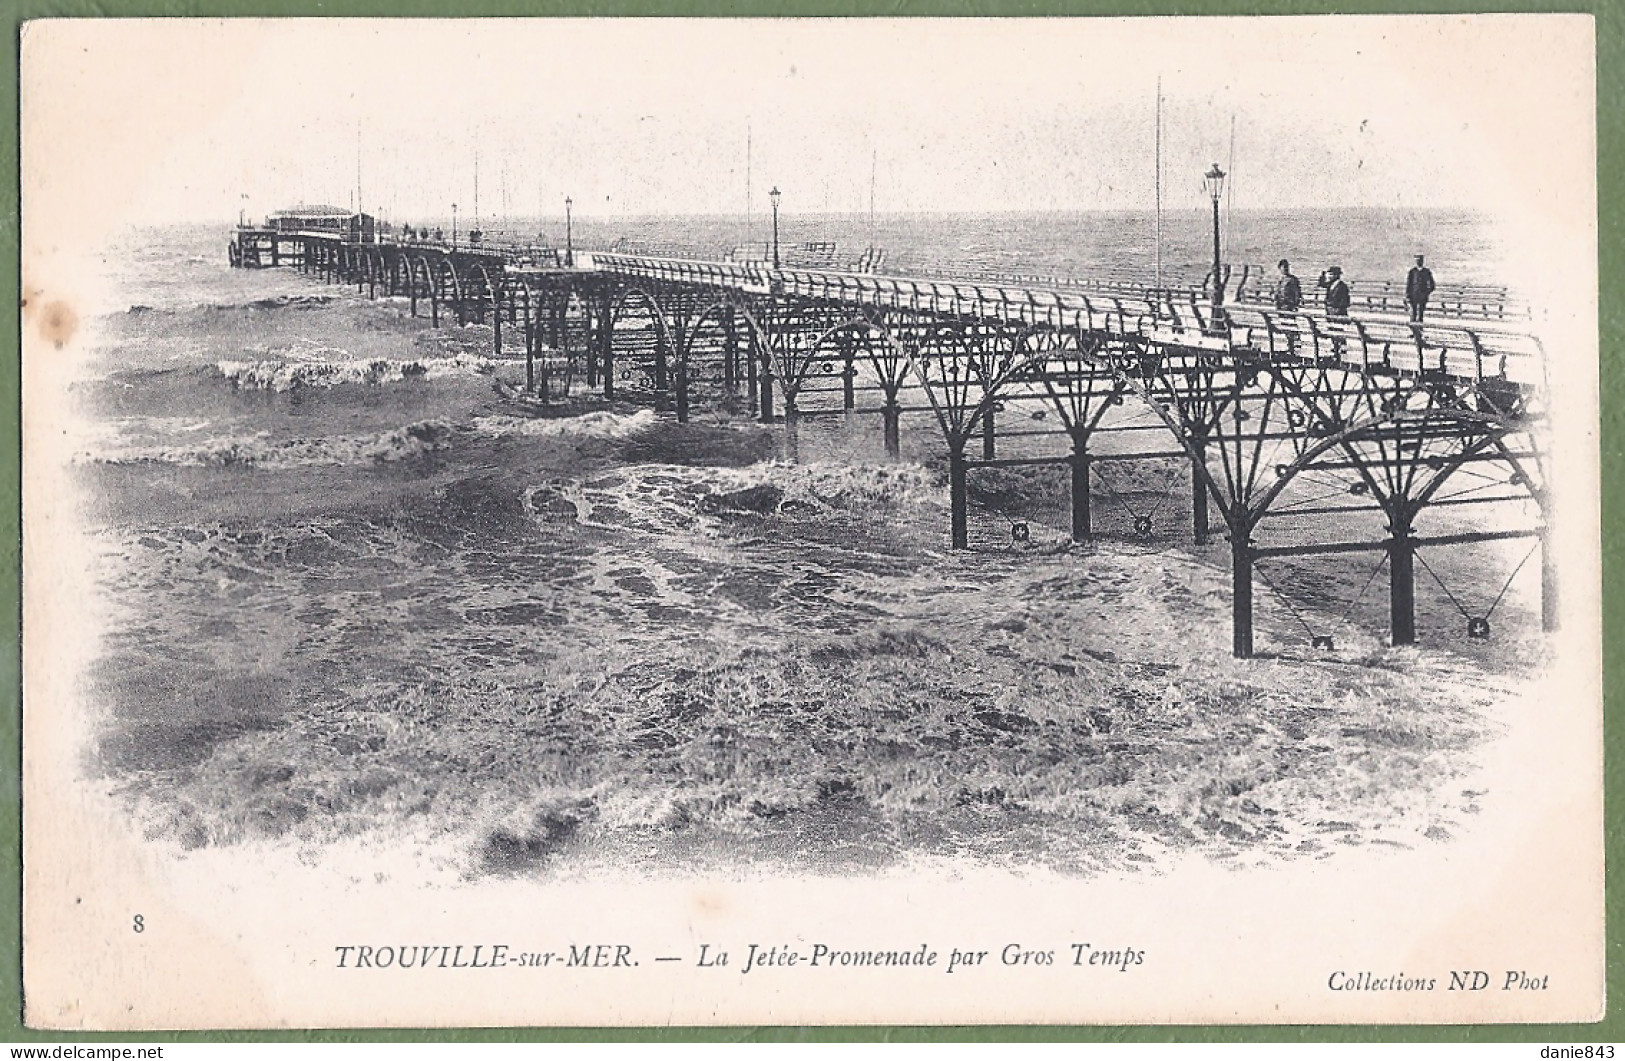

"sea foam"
[470,409,657,441]
[216,352,504,391]
[83,408,663,469]
[85,419,460,469]
[523,460,943,540]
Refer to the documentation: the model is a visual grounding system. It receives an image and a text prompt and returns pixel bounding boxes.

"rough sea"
[65,210,1541,878]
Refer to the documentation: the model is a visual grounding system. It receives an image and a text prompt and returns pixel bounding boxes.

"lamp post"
[1203,163,1226,317]
[565,196,574,267]
[451,202,458,247]
[769,186,781,269]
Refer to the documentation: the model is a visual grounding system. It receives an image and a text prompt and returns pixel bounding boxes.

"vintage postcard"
[19,15,1601,1028]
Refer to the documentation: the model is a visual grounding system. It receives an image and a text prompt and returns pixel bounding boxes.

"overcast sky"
[22,16,1594,230]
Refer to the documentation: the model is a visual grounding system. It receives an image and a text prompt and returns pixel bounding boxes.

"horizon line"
[180,203,1492,228]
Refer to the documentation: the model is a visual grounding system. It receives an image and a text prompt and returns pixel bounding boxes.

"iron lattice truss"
[250,233,1552,658]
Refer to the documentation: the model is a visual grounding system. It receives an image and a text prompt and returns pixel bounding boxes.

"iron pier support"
[1191,431,1211,546]
[586,307,600,389]
[1071,434,1092,542]
[1231,530,1254,658]
[882,400,901,459]
[744,328,758,406]
[783,402,799,461]
[842,341,856,413]
[524,313,535,394]
[950,447,969,549]
[722,306,738,394]
[759,359,775,423]
[1388,523,1418,646]
[550,300,566,400]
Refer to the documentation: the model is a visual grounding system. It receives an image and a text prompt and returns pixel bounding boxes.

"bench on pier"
[788,241,840,269]
[1222,305,1542,385]
[1228,264,1528,323]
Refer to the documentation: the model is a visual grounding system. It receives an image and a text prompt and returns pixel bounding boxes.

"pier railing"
[301,226,1528,323]
[870,258,1529,323]
[590,252,1545,388]
[276,230,1542,385]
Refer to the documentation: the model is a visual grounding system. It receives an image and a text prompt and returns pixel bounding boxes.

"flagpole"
[1154,76,1163,292]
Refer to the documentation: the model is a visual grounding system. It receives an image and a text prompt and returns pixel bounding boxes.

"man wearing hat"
[1406,254,1436,323]
[1274,259,1302,312]
[1319,266,1351,320]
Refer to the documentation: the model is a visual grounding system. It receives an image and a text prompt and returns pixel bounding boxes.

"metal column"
[1388,519,1417,646]
[950,448,969,549]
[1071,433,1091,542]
[1231,530,1254,658]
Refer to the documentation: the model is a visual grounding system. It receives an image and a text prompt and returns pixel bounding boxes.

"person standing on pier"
[1318,265,1351,320]
[1274,259,1302,312]
[1406,254,1436,323]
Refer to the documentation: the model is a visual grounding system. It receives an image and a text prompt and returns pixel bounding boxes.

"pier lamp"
[451,203,458,247]
[769,186,781,269]
[565,196,574,267]
[1203,163,1226,314]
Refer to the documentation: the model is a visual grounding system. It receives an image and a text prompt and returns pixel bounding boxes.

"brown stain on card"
[691,888,728,918]
[37,299,78,349]
[21,287,79,349]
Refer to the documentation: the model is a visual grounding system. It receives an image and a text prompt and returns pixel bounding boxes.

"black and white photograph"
[19,15,1602,1028]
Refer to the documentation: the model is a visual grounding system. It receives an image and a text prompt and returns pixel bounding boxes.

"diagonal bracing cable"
[1089,461,1145,524]
[1252,558,1320,641]
[1485,542,1541,620]
[1338,552,1391,627]
[1413,548,1473,620]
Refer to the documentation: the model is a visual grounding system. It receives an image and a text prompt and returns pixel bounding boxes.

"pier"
[230,220,1551,659]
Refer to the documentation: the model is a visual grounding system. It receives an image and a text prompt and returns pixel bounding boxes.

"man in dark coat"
[1319,266,1351,320]
[1274,259,1302,312]
[1406,254,1436,322]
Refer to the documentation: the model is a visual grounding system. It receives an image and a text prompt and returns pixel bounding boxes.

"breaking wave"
[87,419,461,469]
[470,409,657,440]
[82,409,662,469]
[524,460,944,539]
[144,293,340,314]
[216,352,506,391]
[121,294,342,319]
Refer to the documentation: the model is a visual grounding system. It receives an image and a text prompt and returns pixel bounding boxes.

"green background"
[1,0,1618,1044]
